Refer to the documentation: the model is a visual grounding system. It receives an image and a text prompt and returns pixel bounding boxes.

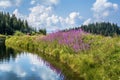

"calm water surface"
[0,43,64,80]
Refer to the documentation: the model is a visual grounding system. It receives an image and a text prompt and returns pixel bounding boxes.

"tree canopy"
[62,22,120,36]
[81,22,120,36]
[0,12,33,35]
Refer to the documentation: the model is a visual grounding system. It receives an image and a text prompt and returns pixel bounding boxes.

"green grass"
[0,34,5,38]
[6,34,120,80]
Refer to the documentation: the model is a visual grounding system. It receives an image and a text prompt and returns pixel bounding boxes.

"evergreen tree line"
[62,22,120,36]
[0,12,34,35]
[0,12,47,35]
[81,22,120,36]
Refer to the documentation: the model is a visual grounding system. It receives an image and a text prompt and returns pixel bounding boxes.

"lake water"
[0,43,64,80]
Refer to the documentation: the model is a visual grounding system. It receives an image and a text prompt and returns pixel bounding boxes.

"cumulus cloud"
[48,0,59,5]
[83,18,92,25]
[13,9,27,20]
[92,0,118,20]
[26,5,82,32]
[0,0,22,8]
[27,5,52,29]
[30,0,36,5]
[12,0,82,32]
[15,0,22,6]
[66,12,82,25]
[30,0,59,5]
[0,1,12,8]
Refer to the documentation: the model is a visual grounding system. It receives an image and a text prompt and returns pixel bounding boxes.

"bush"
[14,31,24,36]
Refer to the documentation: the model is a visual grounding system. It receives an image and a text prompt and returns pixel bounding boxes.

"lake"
[0,43,64,80]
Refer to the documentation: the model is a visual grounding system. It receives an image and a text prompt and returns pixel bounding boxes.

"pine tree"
[0,12,34,35]
[81,22,120,36]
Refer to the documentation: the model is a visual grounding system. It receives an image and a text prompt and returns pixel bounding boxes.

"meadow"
[6,29,120,80]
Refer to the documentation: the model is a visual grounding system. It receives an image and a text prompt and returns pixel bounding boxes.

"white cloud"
[13,9,27,20]
[26,5,82,32]
[66,12,82,25]
[0,0,81,33]
[30,0,59,5]
[16,0,22,6]
[92,0,118,20]
[113,4,119,10]
[0,0,22,8]
[48,0,59,5]
[27,5,52,29]
[83,18,92,25]
[30,0,36,5]
[0,1,12,8]
[10,0,82,33]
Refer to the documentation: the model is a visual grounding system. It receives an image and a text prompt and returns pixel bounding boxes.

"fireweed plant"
[43,29,89,53]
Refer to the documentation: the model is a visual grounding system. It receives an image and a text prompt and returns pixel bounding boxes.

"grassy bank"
[6,31,120,80]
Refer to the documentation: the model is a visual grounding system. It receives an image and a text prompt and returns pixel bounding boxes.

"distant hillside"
[0,12,33,35]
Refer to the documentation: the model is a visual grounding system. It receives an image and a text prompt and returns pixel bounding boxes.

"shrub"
[14,31,24,36]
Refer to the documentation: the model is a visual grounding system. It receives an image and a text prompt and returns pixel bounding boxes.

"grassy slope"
[6,34,120,80]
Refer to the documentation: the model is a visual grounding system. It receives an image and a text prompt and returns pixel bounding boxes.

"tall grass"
[6,30,120,80]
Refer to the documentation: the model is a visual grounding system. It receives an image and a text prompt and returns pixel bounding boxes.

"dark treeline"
[0,12,33,35]
[62,22,120,36]
[81,22,120,36]
[38,29,46,35]
[0,12,47,35]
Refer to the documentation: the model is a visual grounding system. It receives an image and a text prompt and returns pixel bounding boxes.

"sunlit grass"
[6,31,120,80]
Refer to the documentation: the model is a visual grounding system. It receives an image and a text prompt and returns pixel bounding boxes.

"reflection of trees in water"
[0,43,18,62]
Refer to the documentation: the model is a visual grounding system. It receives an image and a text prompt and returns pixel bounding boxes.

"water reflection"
[0,43,64,80]
[0,43,17,62]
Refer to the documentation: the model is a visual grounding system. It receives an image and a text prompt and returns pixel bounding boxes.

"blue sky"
[0,0,120,32]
